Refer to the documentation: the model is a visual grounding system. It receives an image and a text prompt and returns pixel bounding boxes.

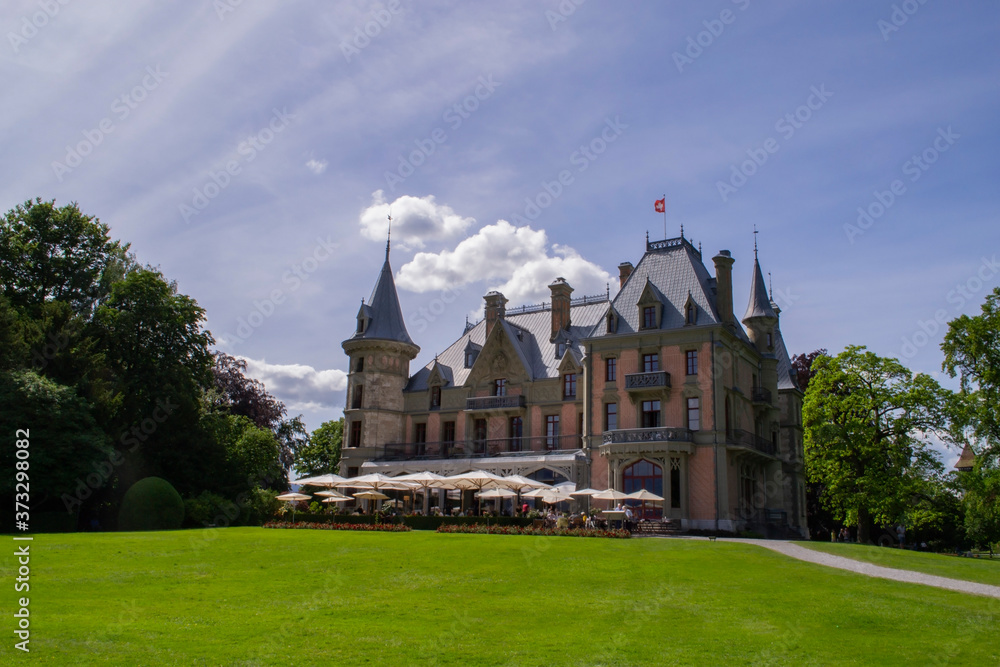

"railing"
[624,371,671,390]
[602,427,693,445]
[377,434,583,461]
[727,429,777,457]
[465,395,526,411]
[752,387,772,404]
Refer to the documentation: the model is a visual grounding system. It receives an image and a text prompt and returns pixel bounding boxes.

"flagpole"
[662,193,666,240]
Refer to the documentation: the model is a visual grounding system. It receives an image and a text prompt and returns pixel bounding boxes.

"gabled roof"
[955,443,976,471]
[591,237,721,336]
[349,257,415,346]
[405,300,607,391]
[743,257,777,323]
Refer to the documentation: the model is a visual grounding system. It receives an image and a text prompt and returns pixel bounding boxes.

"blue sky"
[3,1,998,457]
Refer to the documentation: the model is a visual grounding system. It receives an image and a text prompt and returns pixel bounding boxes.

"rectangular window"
[545,415,560,449]
[474,418,487,446]
[687,397,700,431]
[642,306,657,329]
[641,400,660,428]
[414,423,426,443]
[430,385,441,409]
[351,384,363,409]
[356,357,364,372]
[442,421,456,444]
[686,350,698,376]
[563,373,577,399]
[605,357,617,382]
[643,353,659,373]
[509,416,523,451]
[605,403,617,431]
[349,421,362,448]
[493,378,506,396]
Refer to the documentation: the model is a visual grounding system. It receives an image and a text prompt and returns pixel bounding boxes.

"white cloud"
[239,357,347,413]
[396,220,612,305]
[305,158,328,174]
[359,190,474,250]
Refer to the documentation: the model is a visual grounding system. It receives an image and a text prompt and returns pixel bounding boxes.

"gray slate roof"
[772,320,799,391]
[594,238,720,336]
[349,257,416,346]
[406,301,607,391]
[743,257,777,322]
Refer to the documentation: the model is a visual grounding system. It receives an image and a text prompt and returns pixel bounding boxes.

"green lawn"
[2,529,998,665]
[797,541,1000,588]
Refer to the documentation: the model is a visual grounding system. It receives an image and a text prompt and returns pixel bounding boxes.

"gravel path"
[721,538,1000,600]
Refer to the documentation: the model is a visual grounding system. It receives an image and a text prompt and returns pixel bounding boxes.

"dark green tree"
[942,286,1000,463]
[293,418,343,477]
[804,346,952,543]
[960,462,1000,553]
[0,198,131,315]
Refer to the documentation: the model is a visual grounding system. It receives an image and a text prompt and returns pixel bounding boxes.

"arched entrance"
[622,459,663,520]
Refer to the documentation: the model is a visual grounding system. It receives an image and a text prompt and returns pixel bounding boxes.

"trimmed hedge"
[264,513,534,530]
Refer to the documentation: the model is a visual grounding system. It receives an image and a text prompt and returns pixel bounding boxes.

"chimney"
[712,250,735,327]
[618,262,634,288]
[484,291,507,339]
[548,277,573,338]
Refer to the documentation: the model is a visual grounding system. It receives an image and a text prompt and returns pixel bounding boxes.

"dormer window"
[686,303,696,325]
[767,332,773,349]
[642,306,657,329]
[606,312,615,333]
[556,342,565,358]
[463,341,480,368]
[430,385,441,409]
[356,317,365,333]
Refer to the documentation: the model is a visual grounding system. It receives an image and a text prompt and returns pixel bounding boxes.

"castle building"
[339,234,808,537]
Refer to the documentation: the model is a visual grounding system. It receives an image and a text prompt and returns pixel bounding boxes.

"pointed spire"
[355,247,416,347]
[385,208,392,261]
[753,224,759,258]
[768,271,773,299]
[743,253,777,323]
[680,222,684,239]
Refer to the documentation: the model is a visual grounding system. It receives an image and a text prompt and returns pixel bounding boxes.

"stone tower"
[340,242,419,475]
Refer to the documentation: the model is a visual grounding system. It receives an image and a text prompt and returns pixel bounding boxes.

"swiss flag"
[654,198,665,213]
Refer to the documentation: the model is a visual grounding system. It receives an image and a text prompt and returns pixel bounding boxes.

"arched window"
[622,459,663,520]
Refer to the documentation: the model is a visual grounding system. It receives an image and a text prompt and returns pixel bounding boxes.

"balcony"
[602,427,693,445]
[752,387,772,405]
[624,371,671,391]
[465,395,526,411]
[376,434,582,461]
[726,428,777,457]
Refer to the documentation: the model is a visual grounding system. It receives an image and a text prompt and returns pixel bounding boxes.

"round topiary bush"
[118,477,185,531]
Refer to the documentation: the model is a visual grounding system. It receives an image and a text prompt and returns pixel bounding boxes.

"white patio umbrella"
[339,473,415,491]
[293,473,347,488]
[627,488,664,520]
[321,496,352,504]
[569,487,603,512]
[393,471,451,514]
[315,490,352,502]
[592,488,631,503]
[476,488,517,499]
[501,475,551,513]
[275,492,311,522]
[352,490,390,513]
[446,470,508,513]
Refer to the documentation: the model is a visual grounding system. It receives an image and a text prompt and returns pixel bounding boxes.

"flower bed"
[436,524,630,539]
[263,521,411,532]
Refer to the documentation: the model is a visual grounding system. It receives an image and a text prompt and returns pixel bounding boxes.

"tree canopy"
[803,346,952,542]
[293,418,343,477]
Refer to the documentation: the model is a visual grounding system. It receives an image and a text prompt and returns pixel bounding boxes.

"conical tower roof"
[353,254,415,346]
[743,256,777,323]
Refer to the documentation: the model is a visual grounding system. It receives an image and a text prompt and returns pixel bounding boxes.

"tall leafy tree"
[791,348,827,392]
[803,346,951,542]
[942,286,1000,462]
[293,418,343,477]
[0,198,131,315]
[210,353,285,432]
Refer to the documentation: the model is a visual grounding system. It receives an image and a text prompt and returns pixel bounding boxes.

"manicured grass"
[2,529,998,665]
[797,541,1000,588]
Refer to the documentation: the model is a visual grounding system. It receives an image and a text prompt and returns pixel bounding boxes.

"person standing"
[896,524,906,548]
